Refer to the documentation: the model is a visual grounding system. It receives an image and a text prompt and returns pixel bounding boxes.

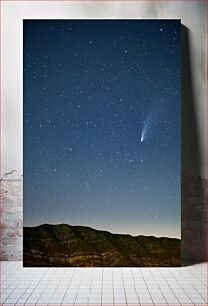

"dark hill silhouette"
[23,224,181,267]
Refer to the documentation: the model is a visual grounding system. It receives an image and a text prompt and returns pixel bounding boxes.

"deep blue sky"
[24,20,181,238]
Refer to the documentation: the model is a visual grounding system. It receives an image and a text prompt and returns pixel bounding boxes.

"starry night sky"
[24,20,181,238]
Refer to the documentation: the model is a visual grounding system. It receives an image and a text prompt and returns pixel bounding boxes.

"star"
[24,20,181,240]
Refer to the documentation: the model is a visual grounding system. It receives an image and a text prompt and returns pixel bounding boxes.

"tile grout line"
[121,268,127,305]
[140,268,154,305]
[130,268,141,305]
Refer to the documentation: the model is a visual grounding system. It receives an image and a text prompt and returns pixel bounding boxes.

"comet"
[140,131,144,142]
[140,120,149,143]
[140,104,159,143]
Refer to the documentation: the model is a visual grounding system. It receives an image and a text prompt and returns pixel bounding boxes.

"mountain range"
[23,224,181,267]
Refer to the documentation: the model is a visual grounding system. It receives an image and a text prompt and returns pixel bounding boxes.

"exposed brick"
[0,171,23,260]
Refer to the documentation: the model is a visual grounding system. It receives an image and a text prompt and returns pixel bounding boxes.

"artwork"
[23,20,181,267]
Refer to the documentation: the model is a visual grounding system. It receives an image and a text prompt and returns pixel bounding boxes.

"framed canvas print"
[23,19,181,267]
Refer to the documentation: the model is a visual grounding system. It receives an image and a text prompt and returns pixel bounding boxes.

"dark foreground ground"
[24,224,181,267]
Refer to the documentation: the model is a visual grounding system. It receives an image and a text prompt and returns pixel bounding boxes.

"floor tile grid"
[0,266,184,304]
[1,263,27,303]
[146,268,179,304]
[63,268,78,304]
[131,268,153,305]
[6,267,57,303]
[2,267,49,304]
[193,271,208,303]
[103,269,114,304]
[102,268,114,305]
[34,269,65,304]
[156,268,193,304]
[62,268,79,305]
[91,268,103,304]
[70,268,88,304]
[163,267,207,304]
[125,269,141,304]
[75,268,93,305]
[116,268,127,304]
[172,267,205,298]
[160,267,203,304]
[29,268,60,304]
[143,268,173,304]
[0,262,208,305]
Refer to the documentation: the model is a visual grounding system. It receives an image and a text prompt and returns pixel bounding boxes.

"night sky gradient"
[24,20,181,238]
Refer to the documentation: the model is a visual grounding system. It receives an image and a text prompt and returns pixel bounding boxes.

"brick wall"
[0,171,23,260]
[0,170,207,262]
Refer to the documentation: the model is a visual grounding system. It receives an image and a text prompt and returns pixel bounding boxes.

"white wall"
[1,1,207,262]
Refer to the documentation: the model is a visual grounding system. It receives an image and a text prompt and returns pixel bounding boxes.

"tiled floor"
[0,261,207,305]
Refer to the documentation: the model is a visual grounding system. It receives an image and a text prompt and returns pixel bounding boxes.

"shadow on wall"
[181,25,208,264]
